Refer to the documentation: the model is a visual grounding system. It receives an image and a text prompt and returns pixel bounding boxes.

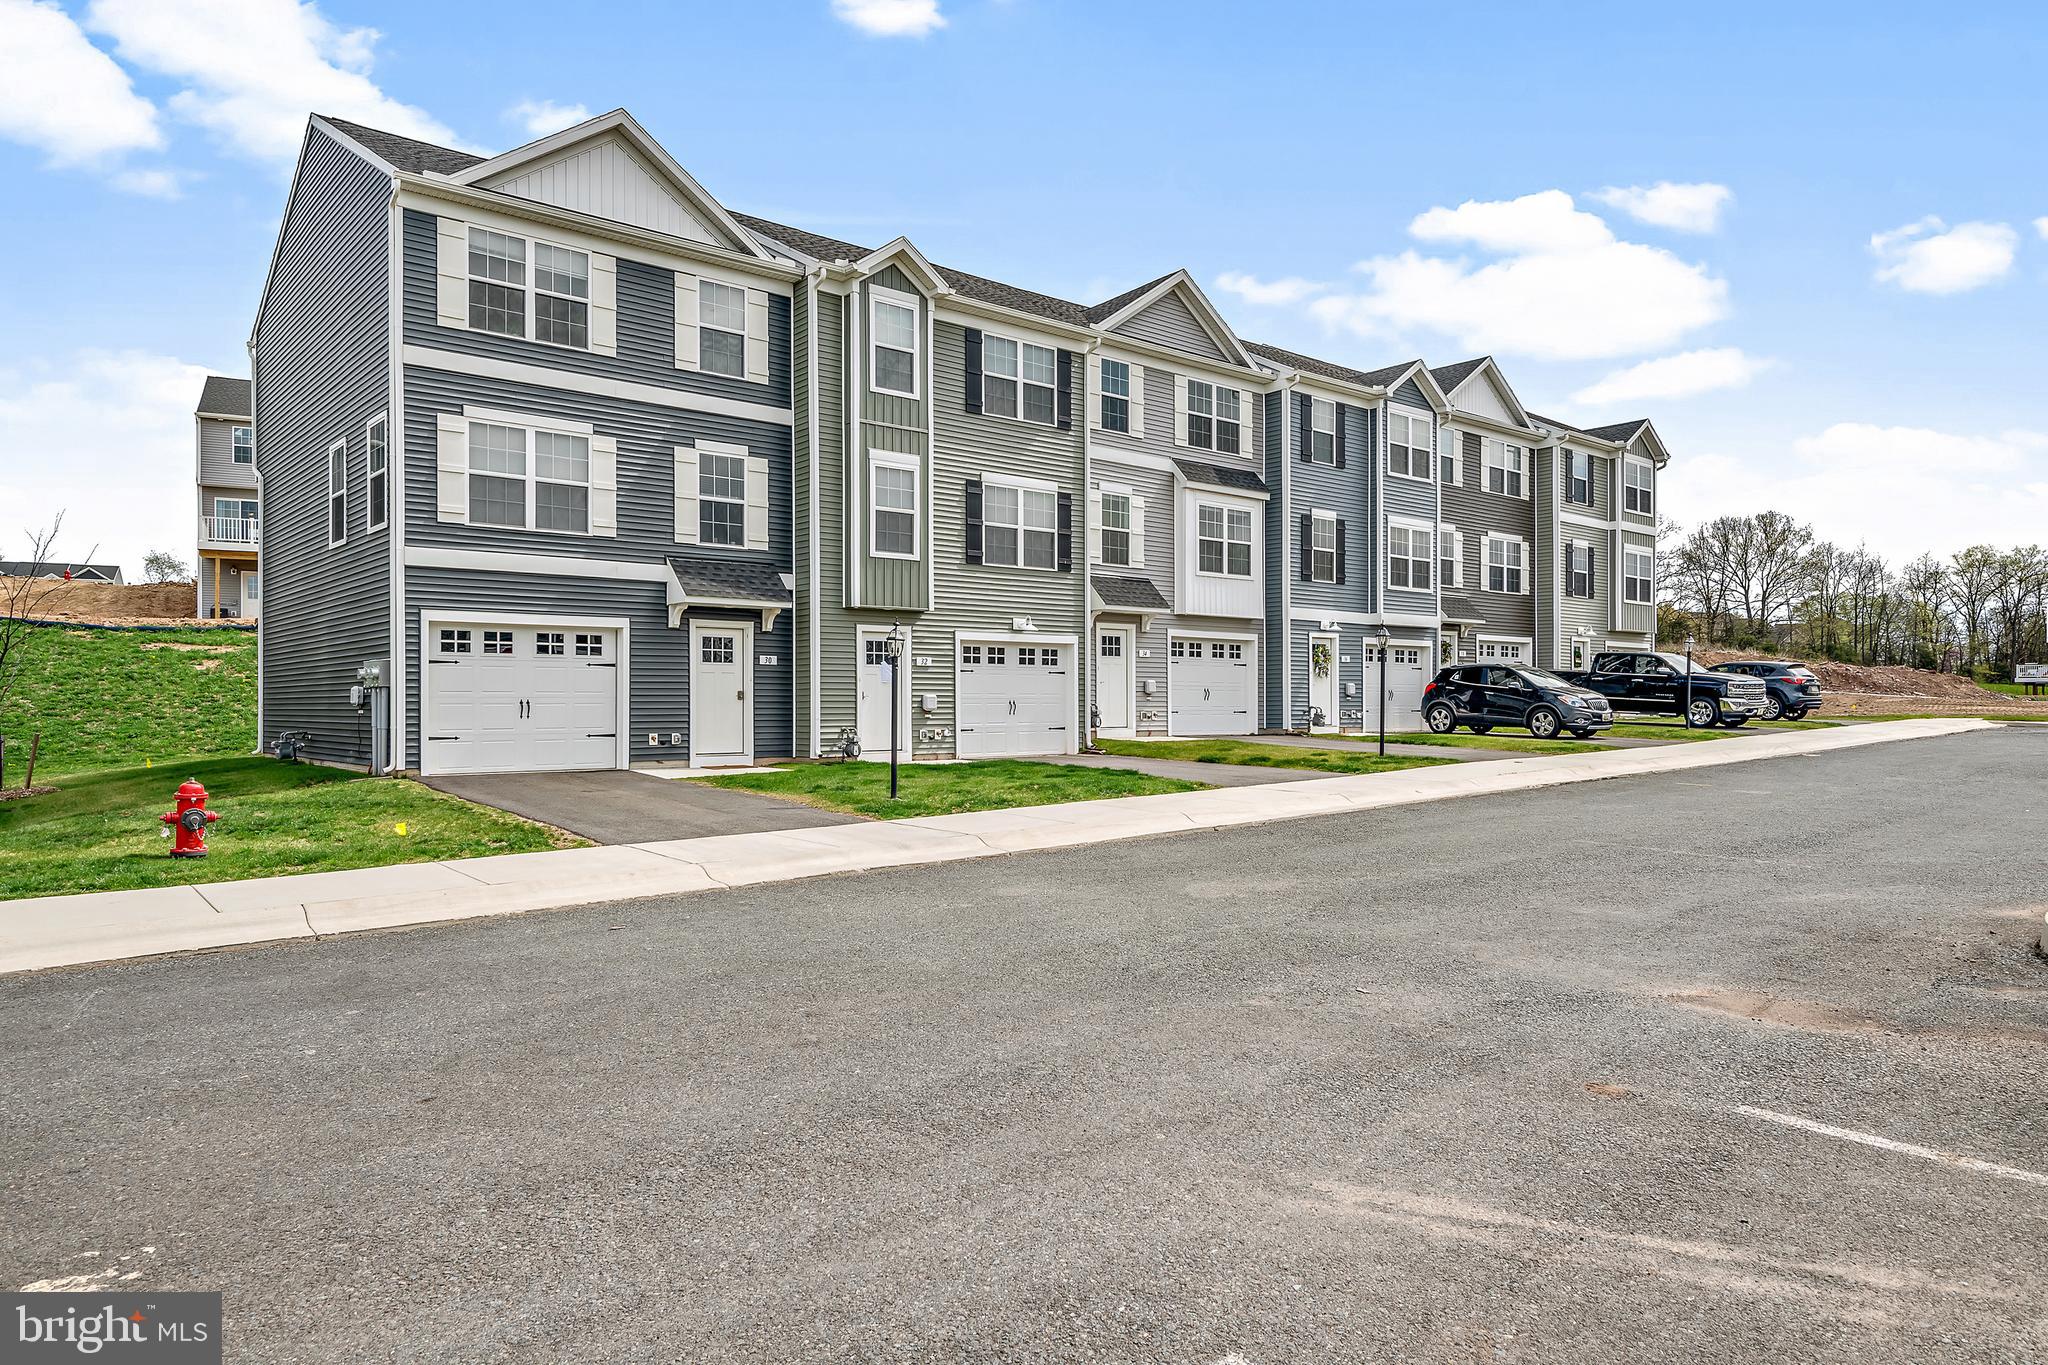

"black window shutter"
[964,478,983,563]
[1056,349,1074,430]
[1056,491,1074,571]
[1336,519,1347,584]
[1300,512,1313,580]
[1335,404,1348,469]
[1297,393,1313,462]
[964,328,983,414]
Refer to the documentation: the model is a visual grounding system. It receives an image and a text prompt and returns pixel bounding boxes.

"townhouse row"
[247,110,1668,776]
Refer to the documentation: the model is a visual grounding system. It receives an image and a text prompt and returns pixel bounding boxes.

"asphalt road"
[3,728,2044,1363]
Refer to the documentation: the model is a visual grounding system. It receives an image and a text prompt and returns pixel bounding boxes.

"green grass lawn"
[703,758,1206,820]
[0,624,256,779]
[1591,717,1836,742]
[1092,738,1453,775]
[0,755,578,900]
[1345,730,1608,755]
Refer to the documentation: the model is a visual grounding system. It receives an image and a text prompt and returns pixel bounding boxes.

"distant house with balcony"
[195,374,259,618]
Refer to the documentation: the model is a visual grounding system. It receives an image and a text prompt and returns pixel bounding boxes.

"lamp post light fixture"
[1374,625,1392,758]
[884,621,905,798]
[1683,632,1696,730]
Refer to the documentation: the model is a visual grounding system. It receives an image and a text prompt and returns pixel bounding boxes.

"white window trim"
[1386,515,1434,592]
[1309,397,1337,466]
[1185,378,1246,455]
[1485,440,1529,500]
[327,438,347,547]
[231,425,253,464]
[697,445,750,548]
[462,411,596,539]
[466,225,594,353]
[1194,499,1255,579]
[868,285,921,400]
[869,452,921,561]
[1386,406,1434,484]
[1568,538,1594,598]
[1565,449,1597,507]
[697,277,750,380]
[980,473,1060,571]
[365,412,389,532]
[1098,487,1135,569]
[1097,356,1134,435]
[1440,427,1461,486]
[1310,509,1338,583]
[980,329,1059,427]
[1483,533,1529,595]
[1438,522,1463,589]
[1624,545,1656,605]
[1624,457,1655,516]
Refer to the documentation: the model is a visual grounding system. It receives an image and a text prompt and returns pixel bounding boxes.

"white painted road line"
[1732,1104,2048,1188]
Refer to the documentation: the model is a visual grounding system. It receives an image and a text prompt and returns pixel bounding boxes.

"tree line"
[1658,512,2048,676]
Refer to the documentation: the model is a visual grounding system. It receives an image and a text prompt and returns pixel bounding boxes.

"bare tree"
[1,514,94,720]
[142,550,189,584]
[1947,545,2005,670]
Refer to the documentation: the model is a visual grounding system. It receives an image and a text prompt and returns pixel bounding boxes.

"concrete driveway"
[423,768,858,844]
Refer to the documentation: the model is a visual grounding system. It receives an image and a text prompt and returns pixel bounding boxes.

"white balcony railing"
[201,515,260,546]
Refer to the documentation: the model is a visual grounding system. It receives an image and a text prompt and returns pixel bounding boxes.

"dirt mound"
[1,576,228,626]
[1698,646,2040,706]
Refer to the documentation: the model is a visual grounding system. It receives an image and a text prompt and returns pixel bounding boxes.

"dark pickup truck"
[1560,651,1771,728]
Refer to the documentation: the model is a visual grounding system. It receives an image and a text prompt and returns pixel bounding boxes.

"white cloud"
[85,0,466,166]
[2034,216,2048,241]
[0,350,219,580]
[109,166,183,197]
[831,0,946,37]
[1214,272,1326,307]
[506,99,589,139]
[0,0,163,179]
[1571,348,1770,408]
[1590,182,1733,233]
[1663,423,2048,565]
[1310,192,1729,362]
[1869,217,2016,294]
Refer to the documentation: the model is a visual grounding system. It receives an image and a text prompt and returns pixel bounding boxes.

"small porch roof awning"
[1171,457,1269,498]
[1092,574,1170,628]
[666,554,794,631]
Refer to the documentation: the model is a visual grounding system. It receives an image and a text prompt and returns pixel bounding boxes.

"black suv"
[1422,663,1615,740]
[1710,659,1823,720]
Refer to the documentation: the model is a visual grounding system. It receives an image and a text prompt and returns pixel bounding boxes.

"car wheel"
[1760,695,1784,721]
[1526,706,1562,739]
[1686,696,1721,729]
[1425,703,1459,734]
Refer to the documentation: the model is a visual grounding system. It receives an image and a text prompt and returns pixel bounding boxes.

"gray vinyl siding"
[791,282,813,754]
[1261,389,1285,728]
[1532,449,1558,667]
[1288,398,1373,617]
[1113,293,1228,363]
[1559,446,1611,519]
[810,291,848,752]
[1381,388,1437,621]
[196,558,253,618]
[1559,531,1608,645]
[1439,422,1535,656]
[399,209,791,410]
[857,265,929,612]
[1291,621,1376,732]
[252,124,394,767]
[198,418,257,488]
[402,567,791,769]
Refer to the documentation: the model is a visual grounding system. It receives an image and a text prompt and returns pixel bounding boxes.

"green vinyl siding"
[858,265,930,612]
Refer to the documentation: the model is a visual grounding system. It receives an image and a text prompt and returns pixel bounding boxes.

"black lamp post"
[885,622,904,798]
[1683,632,1696,729]
[1375,625,1392,757]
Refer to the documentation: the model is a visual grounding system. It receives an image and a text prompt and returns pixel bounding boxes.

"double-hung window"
[1099,491,1132,567]
[1439,525,1462,588]
[467,226,590,349]
[870,290,918,395]
[1487,536,1526,594]
[1624,546,1655,604]
[1388,410,1431,480]
[700,280,748,377]
[1099,359,1131,433]
[983,481,1057,569]
[984,334,1055,424]
[1624,459,1654,515]
[1440,430,1458,485]
[326,440,347,545]
[699,448,747,546]
[533,243,590,347]
[232,426,253,464]
[1567,450,1593,506]
[1388,521,1432,589]
[1310,398,1337,464]
[1197,503,1253,577]
[1186,381,1242,454]
[467,419,592,534]
[366,415,388,530]
[871,458,919,559]
[1568,541,1593,597]
[467,228,527,337]
[1310,512,1337,582]
[1487,441,1525,497]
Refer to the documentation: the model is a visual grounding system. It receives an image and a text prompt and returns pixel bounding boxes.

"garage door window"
[438,629,471,654]
[1040,647,1061,666]
[1019,647,1038,665]
[536,632,565,656]
[576,633,605,658]
[482,629,514,655]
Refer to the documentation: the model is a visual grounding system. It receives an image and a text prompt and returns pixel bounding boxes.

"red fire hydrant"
[161,779,219,858]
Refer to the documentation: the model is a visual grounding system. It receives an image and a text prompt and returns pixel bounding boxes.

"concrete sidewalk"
[0,719,1990,975]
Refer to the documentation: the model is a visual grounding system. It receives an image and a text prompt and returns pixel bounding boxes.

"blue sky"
[3,0,2045,576]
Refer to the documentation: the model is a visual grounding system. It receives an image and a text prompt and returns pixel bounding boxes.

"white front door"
[1308,632,1339,732]
[423,623,621,775]
[957,639,1072,757]
[690,622,751,766]
[1095,626,1133,736]
[857,630,909,759]
[1168,636,1255,736]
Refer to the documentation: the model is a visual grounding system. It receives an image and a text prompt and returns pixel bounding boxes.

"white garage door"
[956,639,1071,758]
[1369,643,1430,731]
[1169,636,1255,736]
[424,624,620,775]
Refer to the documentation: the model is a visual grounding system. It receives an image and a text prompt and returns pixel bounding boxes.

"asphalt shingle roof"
[1244,341,1413,391]
[667,555,792,604]
[1428,357,1490,393]
[197,376,251,418]
[1091,575,1170,611]
[0,561,122,581]
[320,116,485,174]
[1082,271,1180,325]
[1172,458,1268,494]
[1581,420,1650,444]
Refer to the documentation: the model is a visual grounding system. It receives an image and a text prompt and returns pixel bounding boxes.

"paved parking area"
[423,767,858,844]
